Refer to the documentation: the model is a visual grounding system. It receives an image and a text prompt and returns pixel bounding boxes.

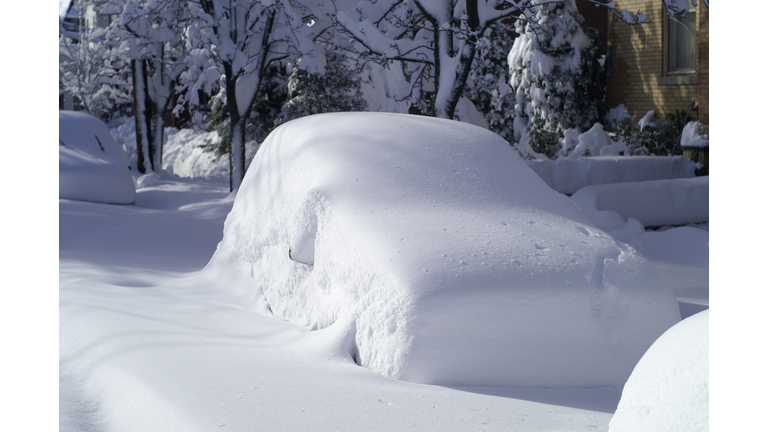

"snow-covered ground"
[60,178,629,431]
[56,114,712,431]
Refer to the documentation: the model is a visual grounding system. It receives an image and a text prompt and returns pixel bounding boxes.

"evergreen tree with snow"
[508,0,605,159]
[464,21,517,146]
[278,47,367,125]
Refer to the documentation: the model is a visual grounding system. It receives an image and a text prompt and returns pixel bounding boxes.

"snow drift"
[609,310,708,432]
[204,112,681,387]
[526,156,698,195]
[59,111,135,204]
[571,177,709,234]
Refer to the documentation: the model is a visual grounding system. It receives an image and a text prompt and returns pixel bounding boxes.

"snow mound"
[609,310,708,432]
[204,112,680,387]
[59,111,136,204]
[527,156,697,195]
[681,121,709,148]
[570,177,709,235]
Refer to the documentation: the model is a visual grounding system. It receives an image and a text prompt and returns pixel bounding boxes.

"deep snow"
[55,114,712,431]
[60,179,625,431]
[59,111,135,204]
[608,310,708,432]
[206,112,680,388]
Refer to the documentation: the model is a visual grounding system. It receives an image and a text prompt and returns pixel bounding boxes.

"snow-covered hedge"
[527,155,698,195]
[204,112,680,388]
[570,176,709,239]
[59,111,136,204]
[608,310,708,432]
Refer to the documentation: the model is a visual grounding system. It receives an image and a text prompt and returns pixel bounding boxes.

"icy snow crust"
[205,112,681,387]
[59,111,136,204]
[527,155,697,195]
[608,310,708,432]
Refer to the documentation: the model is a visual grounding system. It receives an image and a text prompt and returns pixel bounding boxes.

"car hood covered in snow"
[203,112,681,387]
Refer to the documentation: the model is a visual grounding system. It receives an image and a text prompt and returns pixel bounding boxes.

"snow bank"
[160,128,228,181]
[204,112,680,388]
[570,177,708,238]
[527,156,698,195]
[608,310,708,432]
[59,111,136,204]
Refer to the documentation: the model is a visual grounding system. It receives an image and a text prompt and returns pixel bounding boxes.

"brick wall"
[697,5,709,124]
[605,1,708,123]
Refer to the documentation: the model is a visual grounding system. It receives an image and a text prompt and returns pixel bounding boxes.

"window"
[660,0,697,85]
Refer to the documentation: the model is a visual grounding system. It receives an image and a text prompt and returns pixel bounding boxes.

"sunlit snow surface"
[61,114,708,431]
[60,180,624,432]
[609,310,709,432]
[59,111,135,204]
[204,113,680,388]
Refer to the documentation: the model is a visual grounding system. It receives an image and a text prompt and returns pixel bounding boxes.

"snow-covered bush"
[604,104,632,131]
[681,121,709,148]
[509,0,605,159]
[204,65,289,158]
[614,103,697,156]
[464,21,517,143]
[278,48,367,125]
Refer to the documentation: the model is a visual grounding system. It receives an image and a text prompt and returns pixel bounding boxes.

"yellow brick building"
[604,1,709,124]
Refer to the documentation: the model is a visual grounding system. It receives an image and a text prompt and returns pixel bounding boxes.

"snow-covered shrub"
[508,0,605,159]
[604,104,632,131]
[204,65,289,157]
[681,121,709,148]
[614,105,696,156]
[464,21,517,143]
[278,47,368,125]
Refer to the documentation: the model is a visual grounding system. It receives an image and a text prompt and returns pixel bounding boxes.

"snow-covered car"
[59,111,135,204]
[204,112,681,387]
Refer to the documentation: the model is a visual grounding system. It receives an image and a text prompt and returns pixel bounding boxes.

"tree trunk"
[230,116,247,192]
[133,59,154,173]
[151,110,165,173]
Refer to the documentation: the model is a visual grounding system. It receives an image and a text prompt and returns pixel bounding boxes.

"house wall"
[605,1,708,124]
[697,5,709,124]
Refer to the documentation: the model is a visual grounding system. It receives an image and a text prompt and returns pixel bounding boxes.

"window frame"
[660,1,698,85]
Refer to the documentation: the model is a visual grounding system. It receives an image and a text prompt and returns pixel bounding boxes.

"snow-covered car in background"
[59,111,135,204]
[204,112,681,387]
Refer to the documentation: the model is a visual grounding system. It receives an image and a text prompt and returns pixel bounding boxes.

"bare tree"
[118,0,192,173]
[335,0,707,120]
[184,0,336,191]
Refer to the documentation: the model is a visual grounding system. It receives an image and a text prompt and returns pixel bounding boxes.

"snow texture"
[204,112,681,387]
[571,176,709,237]
[527,155,698,195]
[608,310,708,432]
[59,111,136,204]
